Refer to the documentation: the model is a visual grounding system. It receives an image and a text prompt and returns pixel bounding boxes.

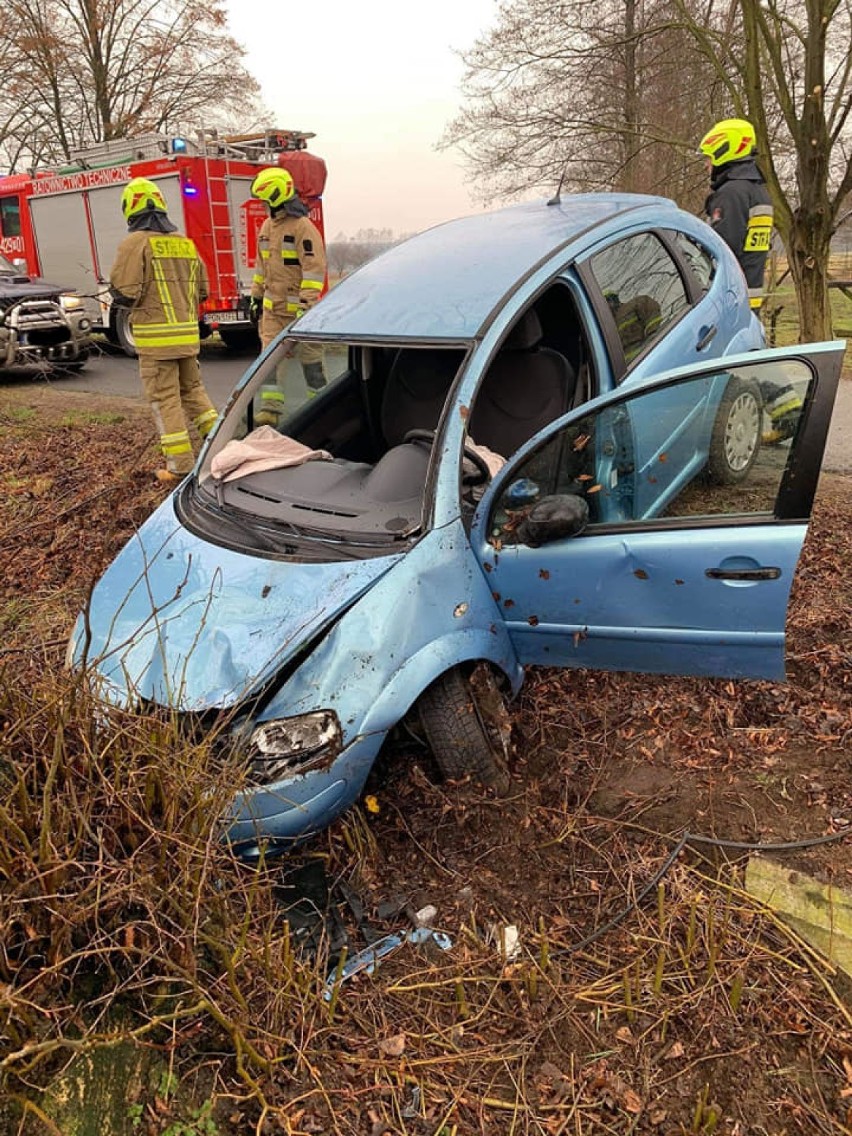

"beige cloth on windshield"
[467,439,505,478]
[211,426,332,482]
[211,428,505,485]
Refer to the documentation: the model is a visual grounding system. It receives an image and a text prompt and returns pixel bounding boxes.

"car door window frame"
[473,342,844,547]
[663,228,717,302]
[578,227,696,384]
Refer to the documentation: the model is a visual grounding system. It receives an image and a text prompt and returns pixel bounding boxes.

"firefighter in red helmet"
[109,177,218,483]
[249,166,327,424]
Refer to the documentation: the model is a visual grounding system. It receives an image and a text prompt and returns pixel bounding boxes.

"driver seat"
[380,348,461,449]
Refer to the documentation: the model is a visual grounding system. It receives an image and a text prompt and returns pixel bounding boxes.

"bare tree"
[0,0,261,171]
[443,0,721,210]
[447,0,852,339]
[674,0,852,339]
[327,229,400,278]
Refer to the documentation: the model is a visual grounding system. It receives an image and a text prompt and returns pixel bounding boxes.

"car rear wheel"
[706,376,761,485]
[417,663,511,792]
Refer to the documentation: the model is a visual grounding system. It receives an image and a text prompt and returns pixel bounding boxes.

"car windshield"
[194,336,468,549]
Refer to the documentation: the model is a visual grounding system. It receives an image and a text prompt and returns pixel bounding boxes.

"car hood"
[73,500,401,710]
[0,276,63,300]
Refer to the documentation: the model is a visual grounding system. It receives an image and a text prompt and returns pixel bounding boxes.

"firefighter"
[249,166,327,425]
[700,118,802,443]
[109,178,217,483]
[605,291,663,360]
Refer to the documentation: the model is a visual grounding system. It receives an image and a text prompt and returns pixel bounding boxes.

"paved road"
[4,340,852,473]
[825,377,852,473]
[41,339,251,409]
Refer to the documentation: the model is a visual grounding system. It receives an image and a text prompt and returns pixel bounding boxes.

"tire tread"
[419,667,509,790]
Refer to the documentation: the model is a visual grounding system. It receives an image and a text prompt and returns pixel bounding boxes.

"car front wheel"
[417,663,512,793]
[706,376,762,485]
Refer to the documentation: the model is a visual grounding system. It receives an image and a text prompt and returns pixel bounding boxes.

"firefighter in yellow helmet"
[699,119,774,313]
[700,119,802,444]
[109,178,218,483]
[249,166,327,424]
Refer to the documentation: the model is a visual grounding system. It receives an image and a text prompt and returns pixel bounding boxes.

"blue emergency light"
[171,137,188,154]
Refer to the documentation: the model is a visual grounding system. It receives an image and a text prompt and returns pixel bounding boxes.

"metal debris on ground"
[488,923,521,963]
[322,925,453,1002]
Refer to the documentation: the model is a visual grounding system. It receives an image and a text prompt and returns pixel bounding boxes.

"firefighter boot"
[760,381,804,445]
[303,362,327,398]
[254,384,286,428]
[155,469,183,486]
[254,409,282,428]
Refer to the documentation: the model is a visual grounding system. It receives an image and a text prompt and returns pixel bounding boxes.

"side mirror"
[516,493,589,547]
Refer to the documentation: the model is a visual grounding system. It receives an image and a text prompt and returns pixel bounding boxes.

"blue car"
[69,194,843,857]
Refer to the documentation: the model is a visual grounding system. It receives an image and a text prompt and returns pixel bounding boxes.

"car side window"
[488,359,811,547]
[672,231,716,293]
[588,232,691,369]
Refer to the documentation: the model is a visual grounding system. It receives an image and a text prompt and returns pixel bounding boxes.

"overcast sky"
[224,0,500,238]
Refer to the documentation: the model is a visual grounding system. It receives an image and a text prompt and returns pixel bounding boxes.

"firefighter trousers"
[139,354,218,474]
[258,312,326,422]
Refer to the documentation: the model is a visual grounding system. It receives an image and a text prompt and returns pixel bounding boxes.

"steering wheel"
[402,428,491,486]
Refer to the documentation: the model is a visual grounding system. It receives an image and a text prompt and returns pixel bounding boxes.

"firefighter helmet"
[251,167,296,209]
[121,177,168,218]
[699,119,757,167]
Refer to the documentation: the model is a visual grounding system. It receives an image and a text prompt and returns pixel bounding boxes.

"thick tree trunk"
[788,2,832,342]
[787,220,833,342]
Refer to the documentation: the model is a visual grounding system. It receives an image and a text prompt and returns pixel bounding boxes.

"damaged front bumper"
[0,300,93,367]
[225,725,385,858]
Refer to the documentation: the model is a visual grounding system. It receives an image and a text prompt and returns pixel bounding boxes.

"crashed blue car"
[70,193,842,857]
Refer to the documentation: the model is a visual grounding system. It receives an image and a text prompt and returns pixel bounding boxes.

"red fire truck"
[0,129,327,353]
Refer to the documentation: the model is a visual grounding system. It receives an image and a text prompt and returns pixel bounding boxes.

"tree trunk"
[623,0,639,192]
[788,221,833,341]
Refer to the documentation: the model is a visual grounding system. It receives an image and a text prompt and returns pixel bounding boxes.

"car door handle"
[696,324,718,351]
[705,566,781,581]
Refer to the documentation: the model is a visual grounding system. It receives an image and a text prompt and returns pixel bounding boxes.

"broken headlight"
[246,710,342,786]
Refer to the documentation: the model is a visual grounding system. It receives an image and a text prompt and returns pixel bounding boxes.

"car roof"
[299,193,683,342]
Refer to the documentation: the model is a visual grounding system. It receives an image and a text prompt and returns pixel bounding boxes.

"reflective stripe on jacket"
[705,158,773,309]
[109,232,209,358]
[250,213,326,320]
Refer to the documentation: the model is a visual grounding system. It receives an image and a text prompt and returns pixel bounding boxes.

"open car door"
[472,342,843,681]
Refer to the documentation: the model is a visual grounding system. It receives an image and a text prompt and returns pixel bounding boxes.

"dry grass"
[2,659,852,1134]
[1,389,851,1134]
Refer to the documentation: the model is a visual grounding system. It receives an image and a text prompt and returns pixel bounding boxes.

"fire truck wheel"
[112,307,138,358]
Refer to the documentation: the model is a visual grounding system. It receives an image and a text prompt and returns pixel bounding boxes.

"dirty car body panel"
[70,195,842,854]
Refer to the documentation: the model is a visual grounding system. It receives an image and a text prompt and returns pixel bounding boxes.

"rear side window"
[672,231,716,293]
[588,232,690,368]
